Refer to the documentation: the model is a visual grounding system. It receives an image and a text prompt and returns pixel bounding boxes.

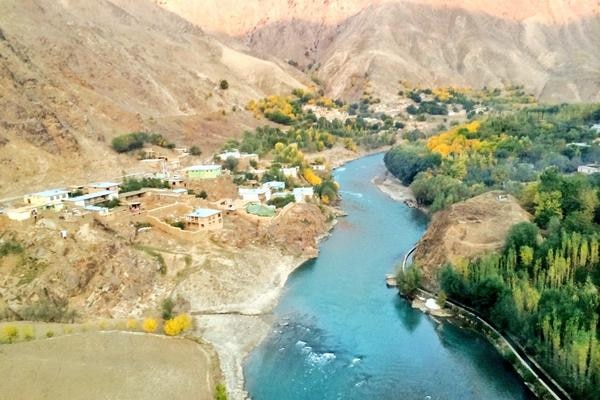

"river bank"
[193,149,390,399]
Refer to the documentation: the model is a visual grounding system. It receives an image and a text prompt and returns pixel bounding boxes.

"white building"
[262,181,286,191]
[578,164,600,175]
[217,149,258,161]
[239,187,272,202]
[293,187,314,203]
[282,166,299,178]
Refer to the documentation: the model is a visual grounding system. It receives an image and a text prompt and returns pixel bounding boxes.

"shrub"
[196,190,208,199]
[21,299,77,323]
[0,240,24,257]
[189,145,202,156]
[163,314,192,336]
[161,298,175,320]
[219,80,229,90]
[22,325,35,341]
[45,330,54,338]
[215,383,228,400]
[268,195,295,208]
[2,325,18,343]
[142,318,158,333]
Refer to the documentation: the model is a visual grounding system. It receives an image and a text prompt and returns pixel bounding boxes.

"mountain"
[0,0,306,196]
[158,0,600,102]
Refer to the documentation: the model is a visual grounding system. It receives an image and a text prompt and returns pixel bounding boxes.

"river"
[244,154,534,400]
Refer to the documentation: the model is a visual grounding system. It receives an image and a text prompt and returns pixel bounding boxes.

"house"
[217,150,258,161]
[23,189,69,209]
[282,166,299,178]
[578,164,600,175]
[293,187,314,203]
[87,182,120,194]
[262,181,285,191]
[64,190,118,208]
[186,208,223,230]
[217,150,241,161]
[167,175,184,187]
[311,164,327,172]
[239,187,272,202]
[184,164,222,180]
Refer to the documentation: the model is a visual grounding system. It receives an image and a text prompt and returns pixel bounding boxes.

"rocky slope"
[413,191,531,288]
[0,0,306,196]
[160,0,600,102]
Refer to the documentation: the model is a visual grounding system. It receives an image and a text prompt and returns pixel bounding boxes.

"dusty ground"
[413,191,531,289]
[0,331,218,400]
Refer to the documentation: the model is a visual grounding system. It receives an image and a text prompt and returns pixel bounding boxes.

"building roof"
[239,187,271,195]
[30,188,69,198]
[66,190,116,202]
[88,181,120,188]
[293,187,314,194]
[263,181,285,188]
[188,208,221,218]
[185,164,221,171]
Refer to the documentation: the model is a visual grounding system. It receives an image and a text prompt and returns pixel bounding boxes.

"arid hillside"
[0,0,306,196]
[160,0,600,102]
[413,191,531,289]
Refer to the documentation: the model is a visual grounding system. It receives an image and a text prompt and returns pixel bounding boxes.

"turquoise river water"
[244,154,534,400]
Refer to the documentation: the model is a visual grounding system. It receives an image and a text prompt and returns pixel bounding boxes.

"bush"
[0,240,23,257]
[161,298,175,320]
[45,330,54,338]
[189,145,202,156]
[1,325,18,343]
[142,318,158,333]
[22,325,35,341]
[163,314,192,336]
[219,80,229,90]
[268,195,295,208]
[215,383,228,400]
[21,299,77,323]
[196,190,208,199]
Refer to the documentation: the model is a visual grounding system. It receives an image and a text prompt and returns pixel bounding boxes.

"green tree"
[396,265,422,297]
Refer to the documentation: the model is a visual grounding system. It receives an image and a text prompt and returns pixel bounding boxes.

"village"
[0,145,323,244]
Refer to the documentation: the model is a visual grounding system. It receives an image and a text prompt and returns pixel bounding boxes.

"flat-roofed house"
[64,190,118,208]
[239,187,272,202]
[293,187,314,203]
[262,181,285,191]
[24,189,69,209]
[578,164,600,175]
[282,166,299,178]
[184,165,222,180]
[87,182,120,194]
[186,208,223,230]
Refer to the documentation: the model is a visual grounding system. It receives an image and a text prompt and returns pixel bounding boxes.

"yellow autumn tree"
[303,168,322,186]
[142,318,158,333]
[163,314,193,336]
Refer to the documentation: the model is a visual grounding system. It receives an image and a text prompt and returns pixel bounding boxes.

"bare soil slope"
[160,0,600,102]
[0,0,306,196]
[413,191,531,288]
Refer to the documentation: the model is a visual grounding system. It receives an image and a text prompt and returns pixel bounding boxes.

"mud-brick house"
[184,165,222,180]
[186,208,223,230]
[23,189,69,209]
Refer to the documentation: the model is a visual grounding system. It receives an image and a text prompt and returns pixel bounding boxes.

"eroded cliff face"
[158,0,600,103]
[413,191,531,289]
